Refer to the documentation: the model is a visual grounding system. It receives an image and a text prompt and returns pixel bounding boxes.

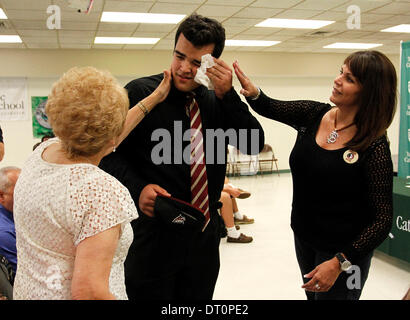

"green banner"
[398,41,410,178]
[31,96,53,138]
[377,177,410,263]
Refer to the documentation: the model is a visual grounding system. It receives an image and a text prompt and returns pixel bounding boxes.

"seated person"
[220,191,252,243]
[0,166,20,275]
[223,176,254,225]
[219,177,254,243]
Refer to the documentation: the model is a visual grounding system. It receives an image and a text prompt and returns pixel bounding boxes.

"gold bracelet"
[137,101,149,116]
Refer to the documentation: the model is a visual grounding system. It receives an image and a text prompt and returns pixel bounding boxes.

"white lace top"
[13,138,138,300]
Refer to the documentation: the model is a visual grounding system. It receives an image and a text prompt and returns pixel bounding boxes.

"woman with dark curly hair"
[234,50,397,300]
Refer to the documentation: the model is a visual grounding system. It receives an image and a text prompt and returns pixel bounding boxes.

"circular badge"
[343,150,359,164]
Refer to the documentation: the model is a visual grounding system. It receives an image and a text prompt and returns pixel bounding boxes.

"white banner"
[0,77,29,121]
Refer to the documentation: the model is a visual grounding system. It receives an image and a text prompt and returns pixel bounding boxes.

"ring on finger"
[315,283,321,290]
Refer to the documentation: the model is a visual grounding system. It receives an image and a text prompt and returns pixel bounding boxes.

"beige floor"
[213,173,410,300]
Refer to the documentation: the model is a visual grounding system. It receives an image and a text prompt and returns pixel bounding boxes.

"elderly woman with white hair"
[13,66,171,300]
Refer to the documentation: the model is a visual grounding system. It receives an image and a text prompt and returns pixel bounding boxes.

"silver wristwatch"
[335,252,352,272]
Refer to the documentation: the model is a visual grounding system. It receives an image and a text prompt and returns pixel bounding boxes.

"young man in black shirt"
[100,13,264,300]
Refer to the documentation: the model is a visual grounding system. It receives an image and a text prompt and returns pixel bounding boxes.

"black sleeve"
[246,89,331,131]
[342,137,393,260]
[220,87,265,155]
[0,126,3,143]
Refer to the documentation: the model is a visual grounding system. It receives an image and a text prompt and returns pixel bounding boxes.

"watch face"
[341,261,352,271]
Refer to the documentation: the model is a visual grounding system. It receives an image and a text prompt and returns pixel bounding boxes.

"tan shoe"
[227,233,253,243]
[234,215,254,225]
[237,188,251,199]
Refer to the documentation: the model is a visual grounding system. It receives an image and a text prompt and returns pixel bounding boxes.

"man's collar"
[168,83,207,101]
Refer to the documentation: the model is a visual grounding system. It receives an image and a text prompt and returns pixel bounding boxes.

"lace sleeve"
[343,137,393,259]
[69,168,138,246]
[247,90,330,130]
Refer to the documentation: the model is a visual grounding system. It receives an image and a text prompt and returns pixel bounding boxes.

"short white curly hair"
[46,66,129,158]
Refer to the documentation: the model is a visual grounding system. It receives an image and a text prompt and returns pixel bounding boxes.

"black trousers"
[294,235,373,300]
[124,210,222,300]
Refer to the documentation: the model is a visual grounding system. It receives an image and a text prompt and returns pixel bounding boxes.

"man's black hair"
[174,13,225,58]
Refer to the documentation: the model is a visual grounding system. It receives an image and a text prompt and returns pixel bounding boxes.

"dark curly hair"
[174,13,225,58]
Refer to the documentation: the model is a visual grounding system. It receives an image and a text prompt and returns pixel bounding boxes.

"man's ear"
[0,190,4,205]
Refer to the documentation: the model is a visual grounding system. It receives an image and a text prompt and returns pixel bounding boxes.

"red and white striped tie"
[187,95,210,231]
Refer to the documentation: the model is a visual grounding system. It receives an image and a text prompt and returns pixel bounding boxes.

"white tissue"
[194,54,215,90]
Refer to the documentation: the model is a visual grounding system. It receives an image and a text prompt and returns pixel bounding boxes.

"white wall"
[0,49,400,170]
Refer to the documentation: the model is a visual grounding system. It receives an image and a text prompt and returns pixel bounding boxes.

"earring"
[113,146,116,153]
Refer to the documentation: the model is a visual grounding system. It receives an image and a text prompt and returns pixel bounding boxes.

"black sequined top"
[247,90,393,261]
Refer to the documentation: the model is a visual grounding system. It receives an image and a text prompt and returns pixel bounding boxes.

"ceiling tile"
[61,21,99,31]
[59,37,95,44]
[0,43,25,48]
[222,17,262,27]
[376,14,410,24]
[310,11,348,22]
[26,42,59,49]
[157,0,203,3]
[196,5,243,18]
[12,20,49,30]
[123,43,155,49]
[330,0,394,13]
[150,2,198,14]
[92,44,125,49]
[98,22,138,32]
[207,0,254,5]
[21,36,58,44]
[233,7,283,19]
[274,9,324,19]
[60,44,92,49]
[370,2,410,14]
[292,0,349,11]
[96,30,134,37]
[5,10,48,21]
[18,29,57,37]
[103,1,153,12]
[0,0,52,10]
[60,12,101,22]
[237,26,280,36]
[58,30,95,37]
[54,0,104,12]
[360,13,395,24]
[250,0,304,9]
[136,23,177,32]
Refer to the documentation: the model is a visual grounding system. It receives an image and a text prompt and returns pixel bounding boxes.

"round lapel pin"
[343,150,359,164]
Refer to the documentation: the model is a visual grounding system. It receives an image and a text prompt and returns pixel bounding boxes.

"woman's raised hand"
[154,69,172,103]
[233,60,259,98]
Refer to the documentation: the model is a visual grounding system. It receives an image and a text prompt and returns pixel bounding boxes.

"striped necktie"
[187,95,210,231]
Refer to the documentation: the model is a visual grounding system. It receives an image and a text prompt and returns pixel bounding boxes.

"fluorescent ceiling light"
[101,12,185,24]
[256,18,334,29]
[323,42,382,49]
[0,35,22,43]
[0,8,7,19]
[225,40,280,47]
[381,24,410,33]
[94,37,160,44]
